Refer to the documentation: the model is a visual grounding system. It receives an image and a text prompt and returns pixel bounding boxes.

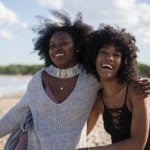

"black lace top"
[101,84,132,143]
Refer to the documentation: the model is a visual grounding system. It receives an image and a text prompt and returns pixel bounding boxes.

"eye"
[60,41,72,46]
[98,50,108,56]
[49,44,55,49]
[99,51,107,54]
[113,53,121,57]
[60,41,68,46]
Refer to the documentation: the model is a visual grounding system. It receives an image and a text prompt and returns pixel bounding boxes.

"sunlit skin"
[95,44,128,115]
[96,44,122,82]
[49,31,77,69]
[79,44,150,150]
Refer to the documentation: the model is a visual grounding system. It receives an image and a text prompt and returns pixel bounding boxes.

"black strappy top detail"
[101,84,132,143]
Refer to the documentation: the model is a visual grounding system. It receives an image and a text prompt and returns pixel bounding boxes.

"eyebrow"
[101,44,110,47]
[100,46,108,49]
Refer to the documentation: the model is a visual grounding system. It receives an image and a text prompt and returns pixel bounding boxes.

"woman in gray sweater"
[1,11,99,150]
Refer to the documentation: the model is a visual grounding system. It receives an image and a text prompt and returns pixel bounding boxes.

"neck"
[101,78,126,98]
[56,61,77,69]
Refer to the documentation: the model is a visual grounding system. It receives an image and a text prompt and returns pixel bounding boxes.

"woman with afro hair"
[79,24,150,150]
[0,11,99,150]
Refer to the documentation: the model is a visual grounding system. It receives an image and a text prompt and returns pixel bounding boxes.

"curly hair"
[32,10,93,67]
[84,24,139,83]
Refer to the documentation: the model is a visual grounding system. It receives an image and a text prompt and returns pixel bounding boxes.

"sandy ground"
[0,96,111,149]
[0,97,20,150]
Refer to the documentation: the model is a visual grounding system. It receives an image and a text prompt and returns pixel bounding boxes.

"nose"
[54,45,62,50]
[105,54,114,61]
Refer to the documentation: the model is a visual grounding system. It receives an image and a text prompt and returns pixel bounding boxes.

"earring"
[76,50,79,53]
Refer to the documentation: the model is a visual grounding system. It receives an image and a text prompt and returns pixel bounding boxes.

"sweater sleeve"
[0,80,32,137]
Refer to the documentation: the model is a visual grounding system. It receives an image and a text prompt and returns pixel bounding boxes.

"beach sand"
[0,97,20,150]
[0,96,111,149]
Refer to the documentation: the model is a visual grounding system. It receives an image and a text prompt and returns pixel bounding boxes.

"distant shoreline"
[0,75,32,99]
[0,74,32,78]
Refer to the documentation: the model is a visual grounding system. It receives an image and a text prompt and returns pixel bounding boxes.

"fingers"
[131,77,150,98]
[132,78,150,88]
[145,89,150,96]
[133,84,150,90]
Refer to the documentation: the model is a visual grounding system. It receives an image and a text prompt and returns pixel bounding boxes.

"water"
[0,75,32,98]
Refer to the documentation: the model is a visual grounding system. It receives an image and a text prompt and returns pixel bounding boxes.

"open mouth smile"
[101,64,113,70]
[55,53,64,57]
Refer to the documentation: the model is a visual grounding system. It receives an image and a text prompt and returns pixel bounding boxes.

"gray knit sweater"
[0,68,99,150]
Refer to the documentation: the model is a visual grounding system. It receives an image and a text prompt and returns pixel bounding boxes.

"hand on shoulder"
[131,78,150,98]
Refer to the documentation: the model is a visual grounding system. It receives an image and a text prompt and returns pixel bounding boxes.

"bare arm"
[79,85,150,150]
[87,95,102,135]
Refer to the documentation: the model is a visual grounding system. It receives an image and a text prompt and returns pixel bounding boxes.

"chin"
[100,74,115,81]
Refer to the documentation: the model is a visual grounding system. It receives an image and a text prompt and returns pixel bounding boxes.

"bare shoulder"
[128,83,139,99]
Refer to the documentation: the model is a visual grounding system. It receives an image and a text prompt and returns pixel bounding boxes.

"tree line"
[0,64,44,75]
[138,63,150,77]
[0,63,149,77]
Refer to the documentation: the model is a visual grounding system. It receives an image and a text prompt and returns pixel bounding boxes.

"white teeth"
[102,64,113,69]
[55,54,64,57]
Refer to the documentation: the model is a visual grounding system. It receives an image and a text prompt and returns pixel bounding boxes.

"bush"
[0,64,44,75]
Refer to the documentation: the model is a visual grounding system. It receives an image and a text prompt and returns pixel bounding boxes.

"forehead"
[100,44,121,52]
[50,31,73,42]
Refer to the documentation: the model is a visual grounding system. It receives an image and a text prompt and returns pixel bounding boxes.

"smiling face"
[96,44,122,81]
[49,31,77,69]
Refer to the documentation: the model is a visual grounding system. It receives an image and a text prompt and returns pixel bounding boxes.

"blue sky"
[0,0,150,66]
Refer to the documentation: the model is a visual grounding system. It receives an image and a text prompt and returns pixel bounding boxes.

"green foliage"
[138,63,150,77]
[0,63,149,77]
[0,64,44,75]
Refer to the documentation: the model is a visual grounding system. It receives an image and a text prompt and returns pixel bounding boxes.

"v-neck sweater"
[0,67,100,150]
